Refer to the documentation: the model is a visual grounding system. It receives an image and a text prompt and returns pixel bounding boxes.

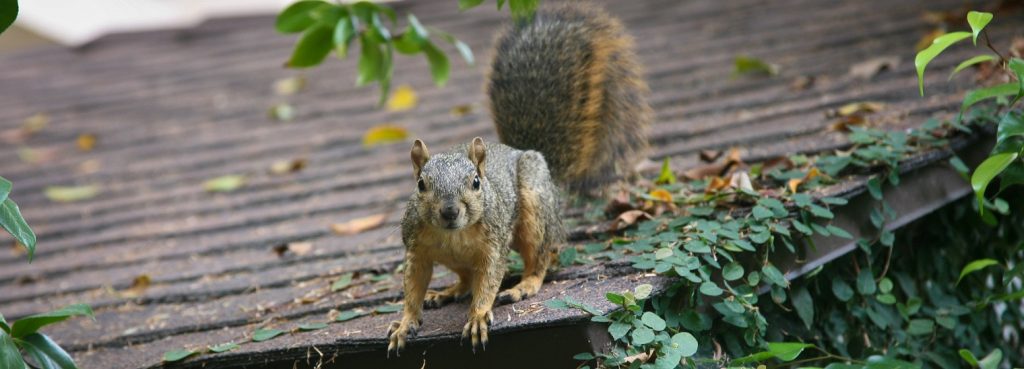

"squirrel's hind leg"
[424,268,472,309]
[498,151,562,304]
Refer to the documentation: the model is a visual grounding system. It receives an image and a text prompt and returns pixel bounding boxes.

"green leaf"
[915,31,971,95]
[0,0,16,36]
[633,284,653,299]
[433,29,474,66]
[949,55,996,80]
[971,152,1018,214]
[287,24,334,68]
[162,349,197,362]
[761,264,788,287]
[0,198,35,262]
[1,331,28,369]
[508,0,539,19]
[959,349,979,367]
[332,17,355,58]
[670,332,698,357]
[573,352,595,361]
[18,333,79,369]
[722,263,744,281]
[335,309,365,322]
[44,186,100,203]
[252,328,285,342]
[0,313,8,333]
[832,279,854,302]
[826,225,853,239]
[856,269,876,296]
[656,157,676,184]
[276,1,331,33]
[790,287,814,330]
[608,322,630,341]
[1008,58,1024,106]
[961,83,1019,119]
[422,42,450,87]
[631,327,655,345]
[958,259,1000,285]
[208,342,240,353]
[375,303,402,313]
[906,319,934,335]
[978,349,1002,369]
[331,272,354,292]
[997,111,1024,146]
[641,312,666,331]
[0,176,10,204]
[733,55,778,77]
[203,175,246,193]
[768,342,814,362]
[699,282,723,296]
[966,11,993,45]
[356,34,383,86]
[458,0,485,11]
[11,304,94,339]
[298,322,328,331]
[752,205,772,220]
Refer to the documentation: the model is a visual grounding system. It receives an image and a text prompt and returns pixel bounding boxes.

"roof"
[0,0,1014,367]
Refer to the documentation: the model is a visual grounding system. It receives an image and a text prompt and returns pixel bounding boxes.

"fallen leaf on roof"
[76,133,97,151]
[829,114,866,132]
[269,158,307,175]
[18,147,59,164]
[252,328,285,342]
[274,241,314,257]
[274,76,307,96]
[789,75,815,91]
[849,56,900,79]
[699,149,722,163]
[705,176,731,194]
[120,274,152,298]
[733,55,779,77]
[204,175,245,193]
[363,125,408,147]
[331,214,387,235]
[835,102,885,117]
[208,342,240,353]
[730,171,754,193]
[45,185,100,202]
[386,85,418,112]
[450,104,474,117]
[610,210,652,231]
[23,113,49,134]
[77,159,102,175]
[787,167,823,193]
[331,272,355,292]
[915,29,946,51]
[268,103,295,122]
[604,190,636,218]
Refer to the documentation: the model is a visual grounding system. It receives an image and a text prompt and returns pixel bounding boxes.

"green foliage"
[957,259,999,285]
[0,0,16,35]
[274,1,474,104]
[915,32,971,95]
[0,304,95,369]
[949,55,996,80]
[458,0,539,19]
[966,11,993,46]
[0,176,35,261]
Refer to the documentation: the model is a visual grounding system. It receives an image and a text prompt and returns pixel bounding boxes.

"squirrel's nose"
[440,204,460,222]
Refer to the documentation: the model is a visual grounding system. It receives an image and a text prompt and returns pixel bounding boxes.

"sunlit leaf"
[966,11,993,45]
[961,83,1019,119]
[203,175,246,193]
[458,0,485,11]
[655,157,676,185]
[76,134,97,152]
[971,152,1017,215]
[949,55,996,80]
[733,55,778,77]
[274,76,307,96]
[978,349,1002,369]
[288,25,334,68]
[386,85,418,112]
[958,259,1000,285]
[276,1,331,33]
[11,304,94,339]
[362,125,408,147]
[333,16,355,58]
[915,31,971,95]
[44,186,99,203]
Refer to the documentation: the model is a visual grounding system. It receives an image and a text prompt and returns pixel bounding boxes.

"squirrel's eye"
[472,175,481,190]
[417,179,426,192]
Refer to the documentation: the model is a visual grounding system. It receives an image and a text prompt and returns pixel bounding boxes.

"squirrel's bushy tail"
[487,2,652,192]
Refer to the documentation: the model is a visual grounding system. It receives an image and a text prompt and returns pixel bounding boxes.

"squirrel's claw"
[386,319,419,358]
[461,311,493,353]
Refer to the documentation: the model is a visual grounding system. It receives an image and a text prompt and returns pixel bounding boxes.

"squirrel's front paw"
[386,318,420,357]
[461,310,494,353]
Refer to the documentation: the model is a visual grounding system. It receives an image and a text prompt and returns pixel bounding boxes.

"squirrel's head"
[410,137,488,231]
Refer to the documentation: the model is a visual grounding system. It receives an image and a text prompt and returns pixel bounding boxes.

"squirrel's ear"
[411,139,430,177]
[468,137,486,177]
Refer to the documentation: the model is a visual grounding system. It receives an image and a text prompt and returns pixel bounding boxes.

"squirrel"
[386,2,651,355]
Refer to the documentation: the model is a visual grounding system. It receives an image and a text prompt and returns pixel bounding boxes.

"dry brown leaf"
[23,113,49,134]
[623,351,651,364]
[835,102,885,117]
[450,104,474,117]
[787,178,803,194]
[270,158,308,175]
[609,210,652,231]
[705,176,731,194]
[787,167,823,193]
[76,133,97,151]
[849,56,900,79]
[915,29,946,51]
[331,214,387,235]
[121,274,152,298]
[828,115,867,132]
[18,147,59,164]
[273,242,315,257]
[274,76,307,96]
[789,75,815,91]
[604,190,636,218]
[648,189,673,203]
[699,149,722,163]
[725,148,743,165]
[729,171,754,192]
[77,159,102,175]
[683,163,729,180]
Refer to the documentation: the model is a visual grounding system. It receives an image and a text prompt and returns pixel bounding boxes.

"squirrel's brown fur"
[488,2,652,191]
[387,2,649,355]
